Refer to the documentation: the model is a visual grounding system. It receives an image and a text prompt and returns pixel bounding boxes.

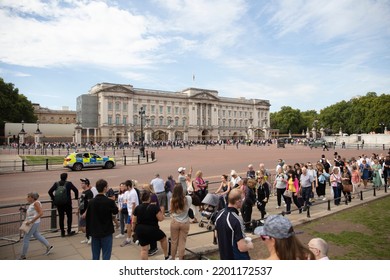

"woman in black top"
[132,190,169,260]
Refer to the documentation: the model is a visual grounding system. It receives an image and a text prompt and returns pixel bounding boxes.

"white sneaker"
[322,197,327,201]
[115,233,125,239]
[275,206,280,209]
[87,238,91,245]
[80,238,89,244]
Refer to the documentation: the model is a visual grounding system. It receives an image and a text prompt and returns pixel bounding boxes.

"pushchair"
[199,193,220,230]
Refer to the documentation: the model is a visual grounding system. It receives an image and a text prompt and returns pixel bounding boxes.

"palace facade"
[76,83,271,143]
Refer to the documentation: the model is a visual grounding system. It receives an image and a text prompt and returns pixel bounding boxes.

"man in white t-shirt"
[121,180,139,247]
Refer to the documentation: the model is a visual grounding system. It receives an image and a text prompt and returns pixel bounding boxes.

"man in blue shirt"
[215,188,253,260]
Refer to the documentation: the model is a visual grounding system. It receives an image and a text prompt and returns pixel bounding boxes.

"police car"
[63,152,116,171]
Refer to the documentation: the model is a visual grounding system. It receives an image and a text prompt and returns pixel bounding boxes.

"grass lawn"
[206,195,390,260]
[19,155,65,165]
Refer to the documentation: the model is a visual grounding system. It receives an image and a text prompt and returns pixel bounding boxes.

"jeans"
[91,234,113,260]
[21,222,50,256]
[301,187,312,208]
[333,185,342,205]
[119,211,128,235]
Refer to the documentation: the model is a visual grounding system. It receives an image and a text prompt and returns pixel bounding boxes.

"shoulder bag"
[19,220,32,233]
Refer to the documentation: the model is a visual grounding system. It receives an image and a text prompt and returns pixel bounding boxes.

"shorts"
[79,216,86,227]
[126,215,132,224]
[135,224,166,246]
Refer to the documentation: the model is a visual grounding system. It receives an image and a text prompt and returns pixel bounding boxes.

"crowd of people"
[17,149,390,260]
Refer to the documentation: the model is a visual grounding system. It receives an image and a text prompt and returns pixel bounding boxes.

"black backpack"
[54,181,68,206]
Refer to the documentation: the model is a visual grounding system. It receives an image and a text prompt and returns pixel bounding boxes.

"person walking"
[19,192,53,260]
[48,173,79,237]
[273,166,288,209]
[86,179,118,260]
[170,184,191,260]
[215,188,254,260]
[299,167,314,211]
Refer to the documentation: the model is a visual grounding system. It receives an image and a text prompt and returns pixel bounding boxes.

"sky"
[0,0,389,113]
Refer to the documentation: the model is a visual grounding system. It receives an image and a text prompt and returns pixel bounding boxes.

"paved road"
[0,144,386,203]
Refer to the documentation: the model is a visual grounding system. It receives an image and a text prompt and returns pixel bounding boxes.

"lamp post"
[379,122,385,134]
[139,107,145,157]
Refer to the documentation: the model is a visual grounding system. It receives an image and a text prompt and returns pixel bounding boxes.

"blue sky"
[0,0,389,112]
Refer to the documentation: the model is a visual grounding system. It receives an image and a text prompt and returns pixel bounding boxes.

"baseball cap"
[178,167,186,173]
[254,215,294,239]
[80,178,90,185]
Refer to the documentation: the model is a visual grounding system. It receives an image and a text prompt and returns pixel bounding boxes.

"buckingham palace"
[76,82,271,143]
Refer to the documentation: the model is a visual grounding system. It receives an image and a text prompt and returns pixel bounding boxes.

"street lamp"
[379,122,385,133]
[139,107,145,157]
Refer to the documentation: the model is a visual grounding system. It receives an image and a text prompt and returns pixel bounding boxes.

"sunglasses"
[260,235,271,241]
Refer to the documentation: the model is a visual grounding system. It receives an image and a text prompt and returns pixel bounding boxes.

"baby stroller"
[199,193,220,230]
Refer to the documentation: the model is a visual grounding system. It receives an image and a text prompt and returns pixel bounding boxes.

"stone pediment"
[106,85,134,94]
[191,91,219,101]
[255,100,271,107]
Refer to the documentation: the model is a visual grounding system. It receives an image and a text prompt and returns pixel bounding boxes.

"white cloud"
[0,0,163,68]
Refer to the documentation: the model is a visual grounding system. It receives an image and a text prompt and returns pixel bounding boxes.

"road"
[0,144,385,204]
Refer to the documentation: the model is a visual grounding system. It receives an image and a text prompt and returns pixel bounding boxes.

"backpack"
[54,181,68,206]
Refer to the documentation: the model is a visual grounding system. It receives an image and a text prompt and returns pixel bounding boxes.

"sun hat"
[178,167,186,173]
[254,215,294,239]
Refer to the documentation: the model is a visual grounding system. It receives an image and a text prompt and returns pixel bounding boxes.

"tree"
[0,77,37,137]
[270,106,305,134]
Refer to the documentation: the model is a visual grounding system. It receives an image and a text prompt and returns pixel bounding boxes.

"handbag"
[343,184,353,193]
[284,189,293,198]
[190,193,201,206]
[19,220,32,233]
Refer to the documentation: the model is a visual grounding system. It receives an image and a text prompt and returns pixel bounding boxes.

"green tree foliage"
[0,77,37,136]
[270,92,390,135]
[270,106,305,134]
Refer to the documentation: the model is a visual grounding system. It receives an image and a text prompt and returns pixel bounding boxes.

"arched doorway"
[175,131,183,140]
[152,130,168,141]
[201,130,209,140]
[254,129,265,140]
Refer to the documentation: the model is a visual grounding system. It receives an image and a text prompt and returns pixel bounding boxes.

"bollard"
[50,202,58,232]
[46,158,49,170]
[327,200,331,211]
[357,144,359,150]
[360,190,363,200]
[344,195,348,205]
[146,152,149,162]
[373,187,376,197]
[138,155,140,164]
[385,185,388,193]
[383,144,385,150]
[306,206,311,218]
[22,159,25,171]
[124,155,127,166]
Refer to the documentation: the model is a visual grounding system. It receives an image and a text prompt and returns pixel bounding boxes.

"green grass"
[20,155,65,165]
[298,196,390,260]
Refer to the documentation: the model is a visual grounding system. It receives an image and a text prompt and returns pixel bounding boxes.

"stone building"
[76,83,271,143]
[33,104,76,124]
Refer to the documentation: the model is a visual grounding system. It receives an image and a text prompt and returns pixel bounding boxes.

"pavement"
[1,178,389,260]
